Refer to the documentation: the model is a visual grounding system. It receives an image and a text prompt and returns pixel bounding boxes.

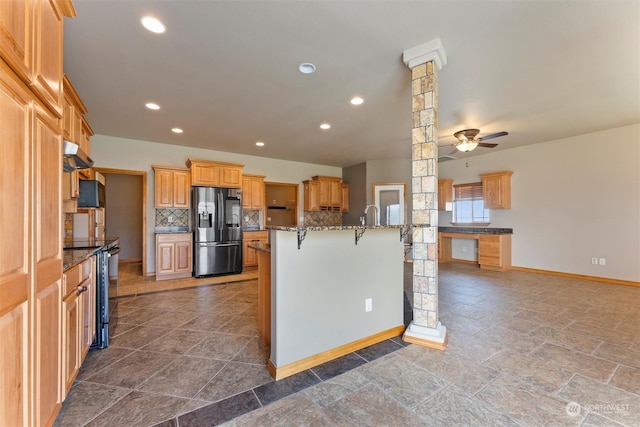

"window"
[452,182,490,224]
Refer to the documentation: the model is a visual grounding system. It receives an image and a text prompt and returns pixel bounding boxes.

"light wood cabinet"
[303,180,320,211]
[153,166,191,208]
[243,230,268,268]
[0,2,73,425]
[186,158,244,188]
[242,174,266,210]
[304,176,345,211]
[478,234,512,271]
[438,179,453,211]
[341,183,350,212]
[156,233,193,280]
[480,171,513,209]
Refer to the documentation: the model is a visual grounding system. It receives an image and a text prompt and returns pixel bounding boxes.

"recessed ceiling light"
[141,16,166,34]
[171,128,183,134]
[320,123,331,130]
[145,102,160,110]
[350,97,364,106]
[256,141,265,147]
[298,63,316,74]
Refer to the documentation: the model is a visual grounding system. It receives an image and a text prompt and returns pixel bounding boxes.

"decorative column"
[402,38,447,349]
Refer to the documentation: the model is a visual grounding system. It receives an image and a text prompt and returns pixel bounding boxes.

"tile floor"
[54,262,640,426]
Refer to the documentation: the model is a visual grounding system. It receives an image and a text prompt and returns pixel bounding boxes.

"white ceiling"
[63,1,640,168]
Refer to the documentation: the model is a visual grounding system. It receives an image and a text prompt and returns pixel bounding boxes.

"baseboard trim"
[267,325,405,381]
[511,266,640,288]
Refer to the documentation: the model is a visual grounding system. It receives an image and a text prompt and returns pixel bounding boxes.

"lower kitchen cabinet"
[156,233,193,280]
[243,231,268,268]
[62,257,94,396]
[478,234,512,271]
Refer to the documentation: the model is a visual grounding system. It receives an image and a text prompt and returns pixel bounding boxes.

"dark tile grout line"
[154,337,410,427]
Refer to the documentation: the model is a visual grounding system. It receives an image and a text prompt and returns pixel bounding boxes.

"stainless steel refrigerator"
[193,187,243,277]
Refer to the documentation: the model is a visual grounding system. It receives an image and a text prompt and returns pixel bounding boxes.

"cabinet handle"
[76,285,88,296]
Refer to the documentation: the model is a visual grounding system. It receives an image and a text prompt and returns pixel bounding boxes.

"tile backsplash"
[304,211,342,227]
[242,209,261,229]
[155,208,190,227]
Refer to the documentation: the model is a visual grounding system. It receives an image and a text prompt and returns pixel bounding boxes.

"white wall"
[439,124,640,282]
[271,229,403,367]
[91,135,341,274]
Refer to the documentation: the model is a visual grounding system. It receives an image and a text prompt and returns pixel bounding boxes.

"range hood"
[63,140,94,171]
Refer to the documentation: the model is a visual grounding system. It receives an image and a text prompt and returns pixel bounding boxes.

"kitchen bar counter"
[438,226,513,235]
[267,223,427,232]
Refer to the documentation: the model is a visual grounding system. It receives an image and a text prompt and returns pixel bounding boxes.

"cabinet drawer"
[63,259,91,296]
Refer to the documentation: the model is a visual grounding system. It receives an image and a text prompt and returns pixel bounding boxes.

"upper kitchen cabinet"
[242,174,265,210]
[62,74,87,144]
[304,176,344,211]
[186,158,243,188]
[480,171,513,209]
[153,166,191,208]
[438,179,453,211]
[1,0,75,118]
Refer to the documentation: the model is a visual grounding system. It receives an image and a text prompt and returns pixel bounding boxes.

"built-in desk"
[438,227,513,272]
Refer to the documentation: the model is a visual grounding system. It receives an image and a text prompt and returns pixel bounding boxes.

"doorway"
[265,182,299,227]
[94,168,147,276]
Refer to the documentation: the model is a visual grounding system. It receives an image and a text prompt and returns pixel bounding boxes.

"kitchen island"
[262,224,415,380]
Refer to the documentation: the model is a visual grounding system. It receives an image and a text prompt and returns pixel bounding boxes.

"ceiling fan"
[448,129,508,154]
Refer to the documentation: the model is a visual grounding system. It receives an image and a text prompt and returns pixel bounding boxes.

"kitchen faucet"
[363,205,379,226]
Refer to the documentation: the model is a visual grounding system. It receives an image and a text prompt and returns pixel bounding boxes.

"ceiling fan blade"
[477,131,508,141]
[477,142,498,148]
[447,148,458,156]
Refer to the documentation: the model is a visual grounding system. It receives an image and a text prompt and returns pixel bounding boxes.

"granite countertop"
[267,224,428,232]
[248,242,270,253]
[438,226,513,235]
[63,248,100,271]
[155,226,190,234]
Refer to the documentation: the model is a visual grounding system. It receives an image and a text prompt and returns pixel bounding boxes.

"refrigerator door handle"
[217,192,224,231]
[198,242,238,248]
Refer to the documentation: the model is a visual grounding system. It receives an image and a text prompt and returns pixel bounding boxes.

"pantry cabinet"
[156,233,193,280]
[438,179,453,211]
[0,2,74,424]
[153,166,191,208]
[480,171,512,209]
[186,158,244,188]
[243,230,268,268]
[242,174,266,210]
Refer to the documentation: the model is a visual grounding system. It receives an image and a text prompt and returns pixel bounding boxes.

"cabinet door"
[174,240,192,273]
[32,0,63,117]
[241,177,252,209]
[33,102,64,425]
[219,166,242,188]
[0,0,32,83]
[0,65,31,427]
[330,180,341,208]
[341,184,350,212]
[304,181,320,211]
[191,163,218,186]
[173,170,190,208]
[157,242,175,275]
[318,179,330,206]
[250,178,264,209]
[81,259,95,359]
[155,169,173,208]
[438,179,453,211]
[62,289,80,394]
[482,175,504,209]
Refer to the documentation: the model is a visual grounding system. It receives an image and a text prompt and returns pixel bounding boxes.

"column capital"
[403,38,447,70]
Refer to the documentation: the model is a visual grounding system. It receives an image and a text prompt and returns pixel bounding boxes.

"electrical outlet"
[365,298,372,312]
[167,215,174,223]
[591,257,598,265]
[599,258,606,266]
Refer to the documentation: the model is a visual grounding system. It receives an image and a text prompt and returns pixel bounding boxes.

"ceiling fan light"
[456,141,478,152]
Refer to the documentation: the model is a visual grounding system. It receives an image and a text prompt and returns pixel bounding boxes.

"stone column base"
[403,321,448,350]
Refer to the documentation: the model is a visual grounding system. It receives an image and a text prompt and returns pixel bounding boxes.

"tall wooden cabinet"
[0,1,75,425]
